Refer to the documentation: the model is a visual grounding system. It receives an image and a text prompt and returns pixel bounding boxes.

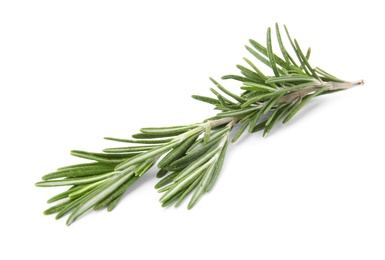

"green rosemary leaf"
[47,185,84,203]
[245,45,271,69]
[161,190,185,208]
[70,150,132,163]
[262,121,273,137]
[157,182,177,193]
[221,74,250,82]
[36,171,116,187]
[205,139,228,192]
[69,180,105,199]
[283,25,303,64]
[315,67,344,82]
[267,27,280,77]
[188,159,216,209]
[103,145,157,153]
[232,119,251,142]
[140,125,196,136]
[57,162,101,171]
[154,171,179,189]
[56,163,115,173]
[106,193,124,212]
[288,55,298,69]
[216,106,260,118]
[156,169,168,178]
[104,136,173,144]
[275,23,291,65]
[294,39,319,80]
[141,125,194,130]
[241,82,276,92]
[203,124,211,144]
[250,120,268,133]
[241,94,268,108]
[240,91,259,99]
[132,133,178,139]
[191,95,220,106]
[265,75,317,84]
[210,77,246,103]
[43,164,116,180]
[248,103,266,132]
[44,200,71,215]
[306,47,311,60]
[185,137,203,154]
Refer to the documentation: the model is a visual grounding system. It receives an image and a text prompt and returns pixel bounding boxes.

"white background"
[1,1,384,259]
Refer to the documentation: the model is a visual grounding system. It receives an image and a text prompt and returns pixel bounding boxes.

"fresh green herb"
[36,24,363,225]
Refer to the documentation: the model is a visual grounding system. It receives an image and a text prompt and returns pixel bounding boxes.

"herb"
[36,24,363,225]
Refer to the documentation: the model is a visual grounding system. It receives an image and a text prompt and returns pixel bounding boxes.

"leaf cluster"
[193,24,345,139]
[36,121,234,225]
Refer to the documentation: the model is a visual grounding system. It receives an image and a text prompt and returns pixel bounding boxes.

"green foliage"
[36,24,362,225]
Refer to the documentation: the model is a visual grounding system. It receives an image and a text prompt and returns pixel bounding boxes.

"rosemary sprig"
[36,24,363,225]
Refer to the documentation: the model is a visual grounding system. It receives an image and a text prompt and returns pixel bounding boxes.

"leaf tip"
[187,202,195,210]
[35,181,44,187]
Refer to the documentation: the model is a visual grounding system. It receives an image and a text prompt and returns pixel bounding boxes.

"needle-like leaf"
[267,27,280,77]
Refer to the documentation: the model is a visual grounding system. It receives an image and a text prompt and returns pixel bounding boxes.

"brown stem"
[278,80,364,104]
[209,117,238,128]
[329,80,364,90]
[277,86,319,103]
[209,80,364,126]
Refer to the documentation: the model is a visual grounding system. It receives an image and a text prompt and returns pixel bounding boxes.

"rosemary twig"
[36,24,363,225]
